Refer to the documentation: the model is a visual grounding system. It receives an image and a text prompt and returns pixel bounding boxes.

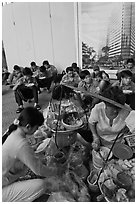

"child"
[2,107,64,202]
[13,67,41,113]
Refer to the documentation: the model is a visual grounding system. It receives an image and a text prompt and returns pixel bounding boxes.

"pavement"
[2,85,51,135]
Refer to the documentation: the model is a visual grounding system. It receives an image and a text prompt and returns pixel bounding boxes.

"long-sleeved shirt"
[78,79,100,94]
[2,128,57,188]
[45,65,57,78]
[13,76,38,90]
[61,73,80,87]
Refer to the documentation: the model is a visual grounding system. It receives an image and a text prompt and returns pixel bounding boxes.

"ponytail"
[2,119,19,145]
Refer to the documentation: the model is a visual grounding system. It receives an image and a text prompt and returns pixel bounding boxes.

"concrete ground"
[2,85,51,135]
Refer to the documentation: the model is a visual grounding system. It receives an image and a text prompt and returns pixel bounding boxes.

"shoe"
[34,104,41,110]
[16,107,24,113]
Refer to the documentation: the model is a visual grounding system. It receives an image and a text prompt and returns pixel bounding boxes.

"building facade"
[107,2,135,60]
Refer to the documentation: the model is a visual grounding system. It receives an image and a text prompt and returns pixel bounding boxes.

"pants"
[2,179,45,202]
[37,77,53,90]
[2,176,65,202]
[14,85,38,106]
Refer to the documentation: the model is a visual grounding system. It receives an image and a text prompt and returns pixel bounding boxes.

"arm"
[89,122,100,151]
[17,142,57,177]
[88,122,99,140]
[12,78,23,91]
[16,72,22,81]
[88,105,100,150]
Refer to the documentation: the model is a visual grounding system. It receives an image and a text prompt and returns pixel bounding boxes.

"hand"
[92,138,100,151]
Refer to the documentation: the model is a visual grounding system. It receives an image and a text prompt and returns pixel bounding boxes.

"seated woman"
[112,69,135,110]
[13,67,41,113]
[88,86,131,150]
[2,107,63,202]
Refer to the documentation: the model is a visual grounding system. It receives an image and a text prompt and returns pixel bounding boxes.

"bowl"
[62,112,83,130]
[54,151,66,164]
[112,143,133,160]
[35,138,51,153]
[116,172,133,190]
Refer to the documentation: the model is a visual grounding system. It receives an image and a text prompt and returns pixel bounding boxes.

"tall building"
[107,2,135,60]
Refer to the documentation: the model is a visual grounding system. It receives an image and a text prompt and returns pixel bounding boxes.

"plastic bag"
[63,170,90,202]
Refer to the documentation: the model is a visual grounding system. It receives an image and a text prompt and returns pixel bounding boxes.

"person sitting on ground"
[30,61,39,74]
[13,67,41,113]
[42,60,58,92]
[61,66,80,87]
[112,69,135,110]
[116,58,135,82]
[52,75,66,100]
[2,66,10,85]
[78,70,100,109]
[2,107,64,202]
[71,62,81,75]
[6,65,23,87]
[78,69,110,109]
[35,65,48,92]
[92,65,110,92]
[88,86,131,150]
[61,66,81,98]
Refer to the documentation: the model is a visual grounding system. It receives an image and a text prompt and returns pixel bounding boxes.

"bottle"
[47,106,55,124]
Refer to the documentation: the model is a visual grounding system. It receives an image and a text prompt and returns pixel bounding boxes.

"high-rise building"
[107,2,135,60]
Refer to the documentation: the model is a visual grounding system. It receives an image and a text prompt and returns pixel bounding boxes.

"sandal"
[34,104,41,110]
[16,107,24,113]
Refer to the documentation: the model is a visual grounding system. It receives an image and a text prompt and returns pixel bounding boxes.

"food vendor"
[2,107,63,202]
[88,86,131,150]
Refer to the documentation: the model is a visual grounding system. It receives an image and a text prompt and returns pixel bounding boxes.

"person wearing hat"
[88,86,130,150]
[112,69,135,110]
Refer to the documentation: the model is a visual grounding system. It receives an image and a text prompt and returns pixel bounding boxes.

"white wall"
[2,4,20,70]
[2,2,79,73]
[28,2,54,65]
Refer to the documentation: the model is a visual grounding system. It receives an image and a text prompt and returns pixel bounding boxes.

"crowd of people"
[2,58,135,201]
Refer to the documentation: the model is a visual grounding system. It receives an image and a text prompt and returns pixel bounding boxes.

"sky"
[81,2,122,52]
